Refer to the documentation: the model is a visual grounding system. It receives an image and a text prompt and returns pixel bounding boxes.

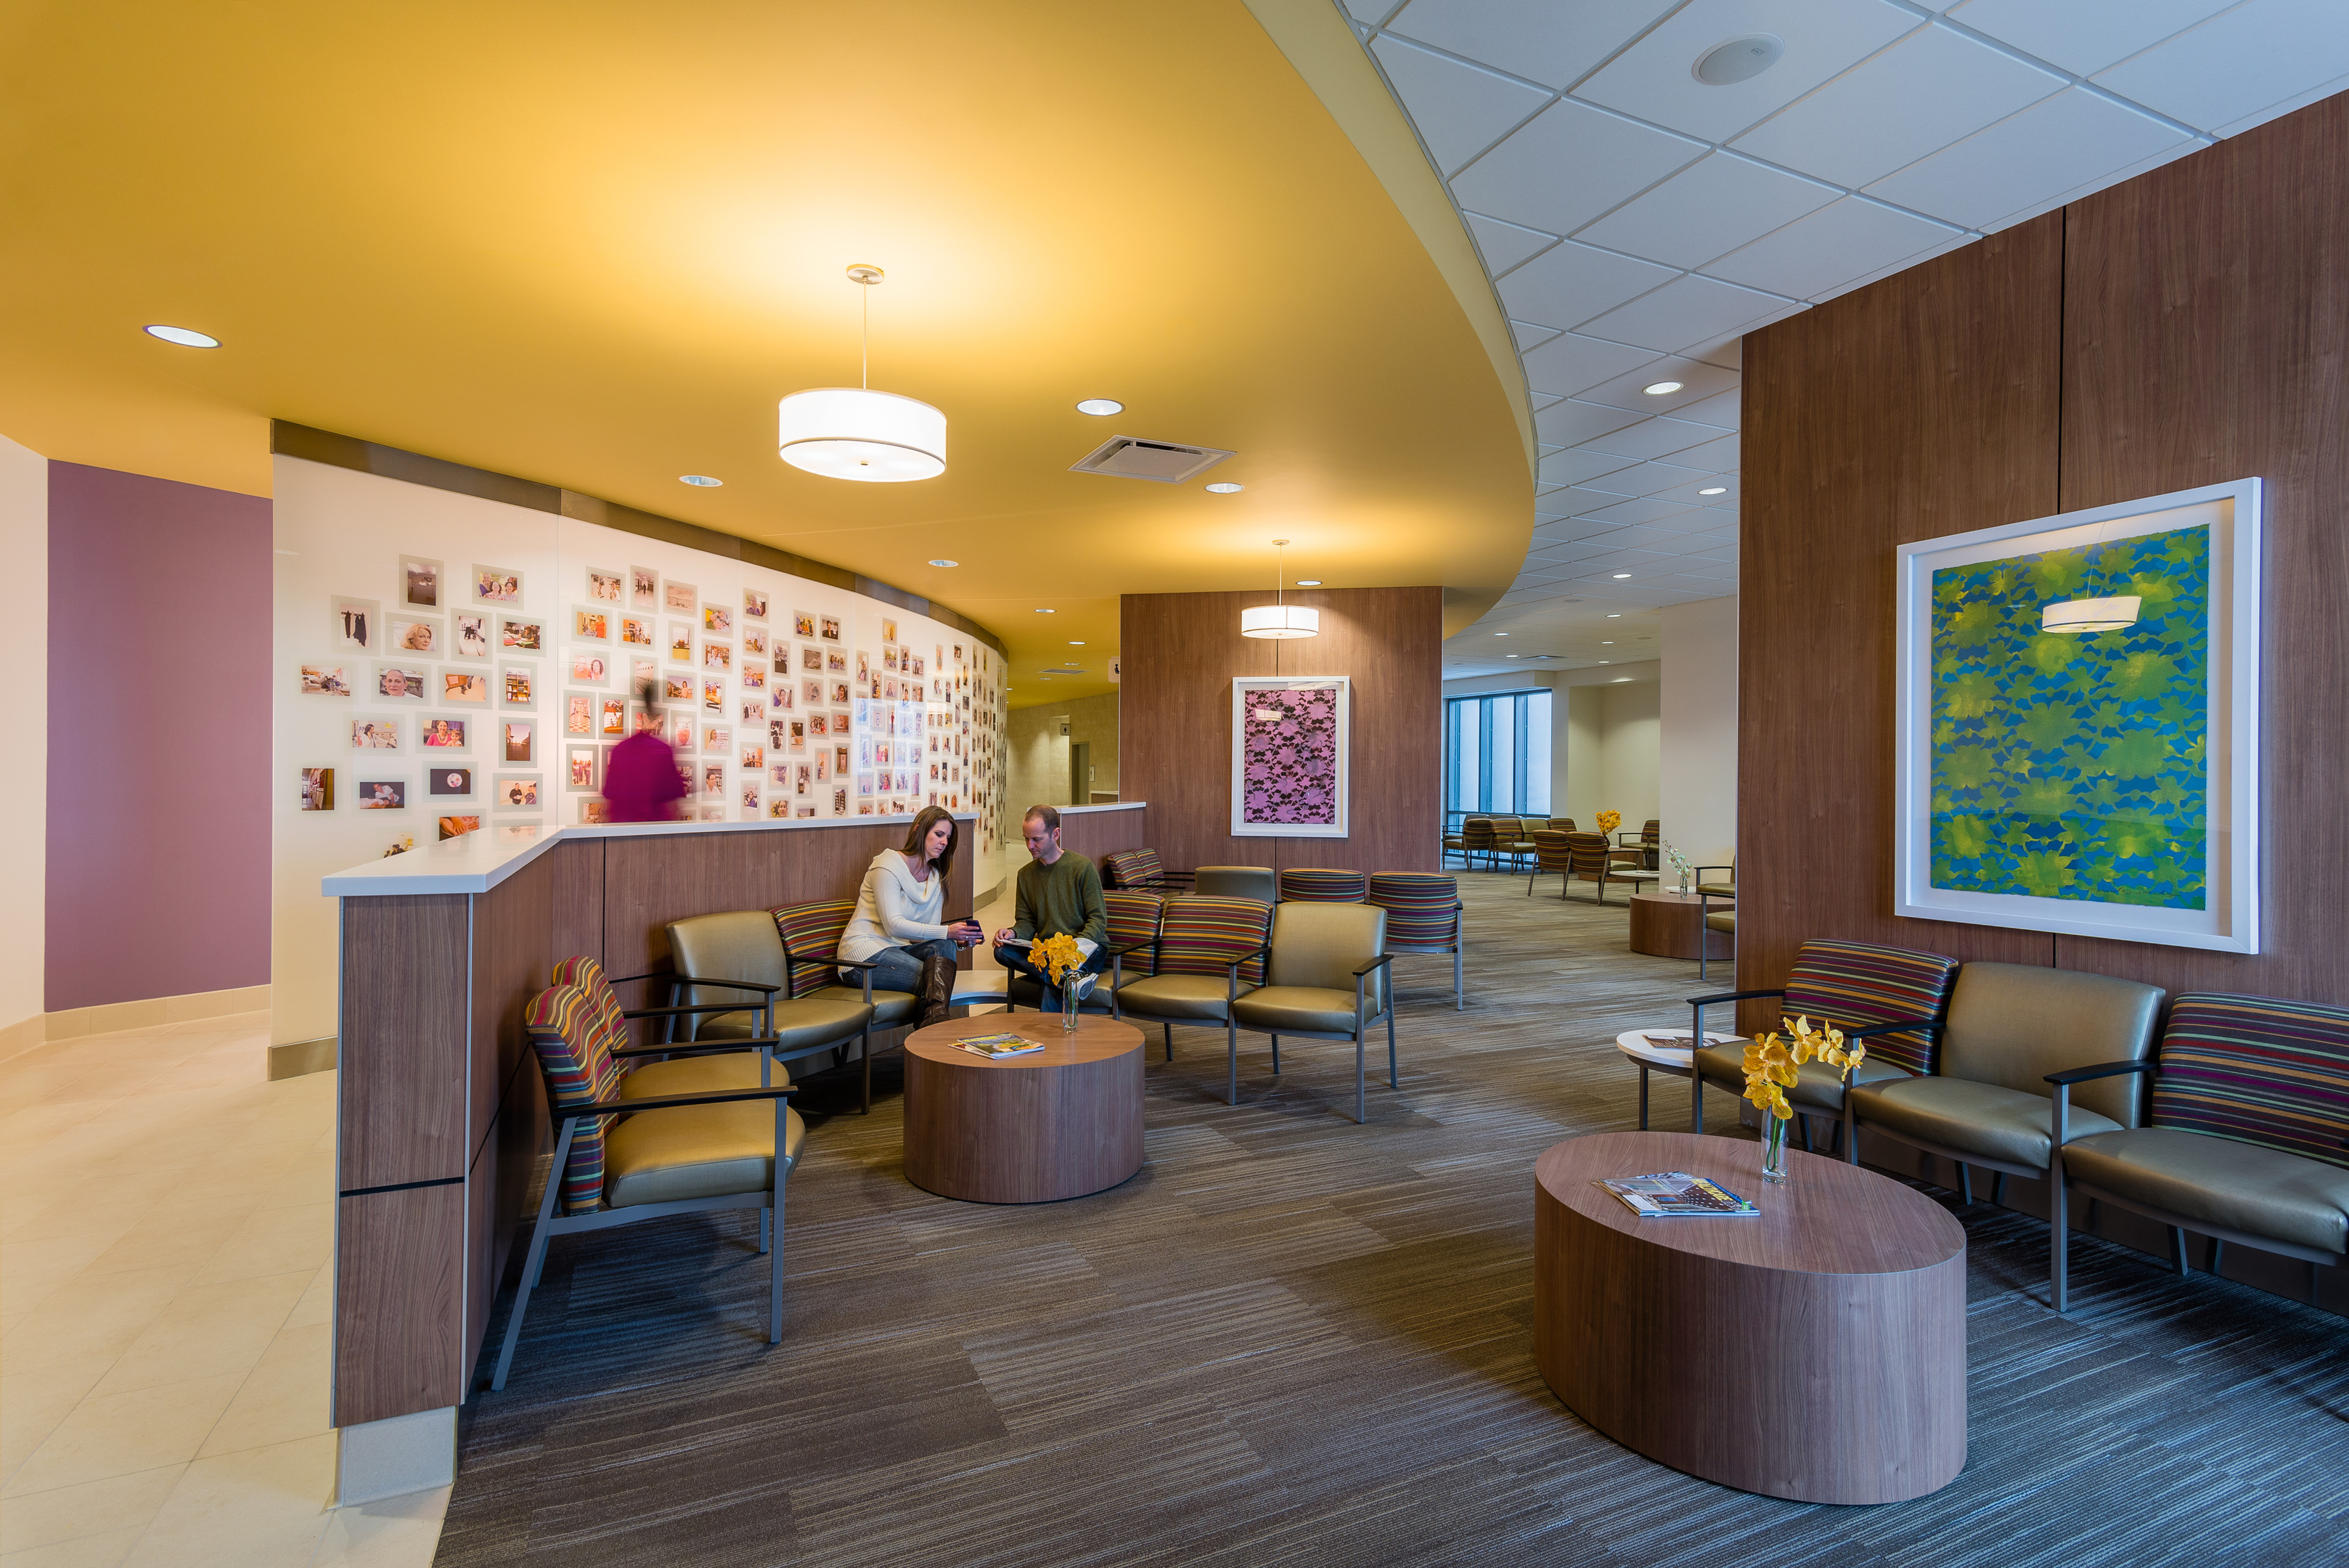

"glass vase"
[1761,1114,1789,1183]
[1059,974,1082,1031]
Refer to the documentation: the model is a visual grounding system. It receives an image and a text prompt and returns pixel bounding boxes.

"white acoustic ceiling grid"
[1334,0,2349,677]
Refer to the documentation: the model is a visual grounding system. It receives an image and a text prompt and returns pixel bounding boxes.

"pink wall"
[46,462,271,1010]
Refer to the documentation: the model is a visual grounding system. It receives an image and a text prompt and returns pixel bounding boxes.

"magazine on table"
[952,1032,1044,1060]
[1596,1171,1760,1217]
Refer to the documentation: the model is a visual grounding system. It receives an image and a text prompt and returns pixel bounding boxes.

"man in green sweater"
[992,804,1110,1012]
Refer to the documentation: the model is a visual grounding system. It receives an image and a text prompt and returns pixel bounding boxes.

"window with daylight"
[1445,690,1551,817]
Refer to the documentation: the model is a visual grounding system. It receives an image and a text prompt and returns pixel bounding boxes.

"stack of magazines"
[1595,1171,1759,1217]
[952,1032,1042,1060]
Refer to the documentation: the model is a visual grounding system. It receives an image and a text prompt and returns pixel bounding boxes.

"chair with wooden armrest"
[1111,896,1272,1101]
[491,981,804,1390]
[1230,902,1395,1124]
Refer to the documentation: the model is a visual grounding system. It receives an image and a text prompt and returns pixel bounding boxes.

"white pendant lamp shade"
[2040,595,2141,634]
[777,388,946,483]
[1241,603,1320,639]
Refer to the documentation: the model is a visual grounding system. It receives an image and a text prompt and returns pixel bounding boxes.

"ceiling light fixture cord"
[861,279,870,391]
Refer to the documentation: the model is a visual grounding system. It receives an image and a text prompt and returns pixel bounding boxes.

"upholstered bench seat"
[1852,1076,2123,1170]
[1231,985,1368,1034]
[605,1099,808,1209]
[1694,1041,1907,1111]
[2062,1127,2349,1257]
[622,1052,786,1098]
[1116,973,1251,1019]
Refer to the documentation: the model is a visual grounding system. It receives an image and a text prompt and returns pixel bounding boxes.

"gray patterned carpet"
[438,871,2349,1567]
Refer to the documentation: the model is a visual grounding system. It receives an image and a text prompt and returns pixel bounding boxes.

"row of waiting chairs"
[1447,816,1661,873]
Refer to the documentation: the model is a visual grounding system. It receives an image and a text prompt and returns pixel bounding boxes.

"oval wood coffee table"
[903,1014,1145,1204]
[1534,1130,1966,1503]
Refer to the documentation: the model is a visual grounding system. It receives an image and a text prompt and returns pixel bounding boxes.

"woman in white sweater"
[838,805,981,1000]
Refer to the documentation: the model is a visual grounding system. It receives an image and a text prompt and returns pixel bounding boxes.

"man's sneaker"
[1073,971,1099,1004]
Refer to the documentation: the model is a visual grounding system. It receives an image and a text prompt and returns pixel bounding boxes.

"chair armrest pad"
[1225,944,1273,969]
[621,1002,763,1018]
[1107,940,1154,957]
[610,1037,785,1060]
[1693,865,1734,878]
[2045,1058,2158,1086]
[1687,988,1784,1006]
[557,1084,793,1118]
[826,956,879,971]
[1845,1017,1941,1041]
[1352,954,1395,977]
[666,973,781,995]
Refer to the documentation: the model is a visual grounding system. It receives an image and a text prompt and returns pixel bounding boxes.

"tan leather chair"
[1847,963,2163,1261]
[1230,902,1394,1124]
[666,911,884,1111]
[1193,865,1276,904]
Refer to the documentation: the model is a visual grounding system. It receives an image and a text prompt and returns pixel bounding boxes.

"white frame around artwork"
[1230,676,1349,838]
[1892,478,2262,953]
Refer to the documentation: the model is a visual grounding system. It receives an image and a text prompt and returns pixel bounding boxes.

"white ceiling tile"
[1535,398,1646,446]
[1521,332,1662,398]
[1669,433,1739,470]
[1864,86,2191,229]
[1574,274,1796,353]
[1542,481,1639,513]
[1463,211,1560,276]
[1699,195,1964,300]
[1577,415,1724,461]
[1370,35,1553,174]
[1495,240,1678,331]
[1573,0,1921,143]
[1683,337,1744,371]
[1539,449,1642,488]
[1344,0,1408,22]
[2214,70,2349,139]
[1581,497,1703,528]
[1511,319,1562,352]
[2092,0,2349,134]
[1653,475,1739,506]
[1573,354,1742,415]
[1731,25,2064,189]
[1579,460,1705,499]
[1946,0,2235,78]
[1448,98,1707,236]
[1386,0,1677,90]
[1573,152,1841,270]
[1666,388,1741,429]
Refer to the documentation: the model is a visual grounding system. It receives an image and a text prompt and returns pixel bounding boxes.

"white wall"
[0,436,44,1037]
[269,457,1008,1045]
[1659,595,1738,867]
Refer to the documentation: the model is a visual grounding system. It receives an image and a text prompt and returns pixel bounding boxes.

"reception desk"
[321,801,1149,1494]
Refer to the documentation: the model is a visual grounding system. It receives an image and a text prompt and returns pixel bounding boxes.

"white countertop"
[320,800,1148,897]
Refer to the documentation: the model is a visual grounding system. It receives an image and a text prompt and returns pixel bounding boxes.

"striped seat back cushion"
[1490,817,1523,843]
[1103,848,1165,889]
[1368,873,1458,948]
[1780,939,1961,1077]
[1155,896,1272,984]
[2151,993,2349,1169]
[1459,819,1495,851]
[769,900,857,996]
[1563,832,1611,875]
[523,983,624,1214]
[1278,868,1367,903]
[1530,830,1572,870]
[552,955,630,1063]
[1103,890,1163,979]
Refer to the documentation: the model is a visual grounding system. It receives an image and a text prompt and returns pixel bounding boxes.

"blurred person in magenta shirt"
[602,679,685,822]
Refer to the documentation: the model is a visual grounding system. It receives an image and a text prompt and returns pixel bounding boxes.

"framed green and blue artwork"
[1895,479,2260,953]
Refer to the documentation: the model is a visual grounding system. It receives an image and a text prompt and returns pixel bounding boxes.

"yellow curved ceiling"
[0,1,1531,705]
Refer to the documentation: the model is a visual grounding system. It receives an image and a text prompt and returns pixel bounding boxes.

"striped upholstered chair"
[2049,993,2349,1312]
[1278,867,1367,903]
[1527,830,1575,899]
[492,979,800,1389]
[1688,939,1963,1148]
[1005,889,1162,1014]
[1113,896,1273,1098]
[1457,817,1497,870]
[1368,871,1463,1010]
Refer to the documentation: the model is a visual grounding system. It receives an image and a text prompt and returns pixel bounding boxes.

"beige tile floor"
[0,1013,446,1567]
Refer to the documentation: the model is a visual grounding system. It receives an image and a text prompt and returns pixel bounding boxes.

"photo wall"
[271,456,1006,1044]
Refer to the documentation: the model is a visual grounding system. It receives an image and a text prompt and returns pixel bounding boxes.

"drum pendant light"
[1241,539,1319,639]
[777,265,947,482]
[2040,595,2141,633]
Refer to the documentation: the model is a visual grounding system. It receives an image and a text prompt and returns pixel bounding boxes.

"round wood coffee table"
[1626,891,1732,960]
[1534,1130,1966,1503]
[902,1014,1145,1204]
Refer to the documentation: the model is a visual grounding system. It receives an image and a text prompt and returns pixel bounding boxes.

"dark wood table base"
[1534,1131,1966,1503]
[1627,891,1732,960]
[903,1014,1145,1204]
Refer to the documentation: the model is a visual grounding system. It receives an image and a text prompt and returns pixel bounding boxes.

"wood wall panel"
[338,893,470,1189]
[470,852,554,1156]
[1052,804,1149,870]
[1738,218,2065,1027]
[2054,97,2349,1005]
[550,836,604,968]
[334,1183,463,1426]
[1119,588,1441,879]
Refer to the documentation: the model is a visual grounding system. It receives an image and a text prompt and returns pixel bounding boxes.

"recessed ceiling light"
[1205,482,1243,494]
[1506,653,1520,658]
[1076,398,1124,416]
[1611,573,1632,579]
[1598,660,1611,664]
[679,474,723,487]
[1613,677,1631,683]
[1068,640,1085,645]
[1601,640,1613,645]
[1494,632,1509,637]
[1642,380,1683,396]
[1295,579,1321,586]
[1606,613,1622,618]
[1695,33,1785,87]
[143,324,218,348]
[1699,486,1727,497]
[1034,608,1055,613]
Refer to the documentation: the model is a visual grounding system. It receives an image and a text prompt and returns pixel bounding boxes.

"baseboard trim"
[41,984,272,1042]
[0,1013,45,1066]
[269,1036,339,1080]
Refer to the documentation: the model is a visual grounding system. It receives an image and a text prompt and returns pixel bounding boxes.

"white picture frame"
[1893,478,2261,953]
[1230,677,1349,838]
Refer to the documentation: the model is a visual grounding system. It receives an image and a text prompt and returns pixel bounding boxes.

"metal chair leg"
[1164,1021,1173,1062]
[1991,1171,2007,1207]
[1386,1008,1398,1088]
[860,1025,873,1114]
[1226,1018,1238,1106]
[1958,1164,1974,1206]
[1453,941,1463,1011]
[1270,1034,1280,1073]
[769,1114,786,1346]
[2210,1237,2226,1275]
[2171,1226,2191,1276]
[493,1119,575,1392]
[1355,1032,1365,1124]
[1638,1063,1650,1130]
[1691,1069,1704,1135]
[2051,1153,2071,1313]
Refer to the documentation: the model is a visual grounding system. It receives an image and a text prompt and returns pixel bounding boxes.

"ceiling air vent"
[1069,435,1234,484]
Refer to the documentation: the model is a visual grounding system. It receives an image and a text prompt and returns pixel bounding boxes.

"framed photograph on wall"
[298,767,335,811]
[501,664,535,708]
[669,622,695,663]
[499,616,544,655]
[399,556,444,610]
[565,745,601,792]
[298,663,351,698]
[620,615,655,649]
[1230,677,1349,838]
[743,587,769,620]
[351,716,403,751]
[563,693,597,737]
[664,579,698,615]
[446,613,489,661]
[502,719,535,764]
[587,568,624,605]
[419,714,471,753]
[372,663,428,701]
[568,652,611,686]
[1895,478,2262,953]
[473,565,523,605]
[355,777,407,811]
[427,764,475,799]
[629,566,660,611]
[440,669,490,706]
[437,814,483,841]
[330,596,380,655]
[389,614,441,656]
[579,797,610,824]
[571,605,612,644]
[494,774,542,811]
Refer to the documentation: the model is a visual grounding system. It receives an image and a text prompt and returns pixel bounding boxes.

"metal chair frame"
[1230,949,1397,1124]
